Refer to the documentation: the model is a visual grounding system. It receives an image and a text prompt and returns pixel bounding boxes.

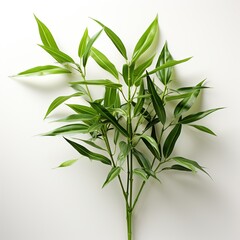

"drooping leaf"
[163,124,182,158]
[117,141,131,162]
[134,80,145,116]
[90,102,129,137]
[132,149,151,170]
[179,108,223,124]
[189,125,216,136]
[133,168,148,181]
[57,159,78,168]
[147,73,166,124]
[44,92,83,119]
[70,80,122,88]
[74,138,106,151]
[156,42,173,85]
[39,45,74,63]
[140,135,160,159]
[132,16,158,62]
[174,80,205,117]
[42,124,90,136]
[162,164,192,172]
[78,28,89,58]
[66,104,96,115]
[17,65,71,77]
[34,15,59,49]
[91,18,127,59]
[91,47,119,79]
[165,93,191,101]
[102,166,121,188]
[172,156,210,177]
[64,137,111,165]
[83,30,103,66]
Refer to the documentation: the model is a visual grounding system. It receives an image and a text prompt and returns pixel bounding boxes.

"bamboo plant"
[15,15,222,240]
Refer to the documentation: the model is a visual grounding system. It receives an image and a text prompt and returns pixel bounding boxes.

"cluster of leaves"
[17,15,221,211]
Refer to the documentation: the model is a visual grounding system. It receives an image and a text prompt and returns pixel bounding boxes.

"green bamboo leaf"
[44,92,83,119]
[39,45,74,63]
[140,135,160,159]
[83,30,103,66]
[102,166,121,188]
[132,149,151,170]
[117,141,131,162]
[91,18,127,59]
[147,73,166,124]
[64,137,111,165]
[132,16,158,62]
[104,87,116,107]
[174,80,205,117]
[55,114,97,122]
[134,80,145,116]
[133,168,148,181]
[57,159,78,168]
[73,138,106,151]
[91,47,119,79]
[189,125,216,136]
[34,15,59,49]
[132,101,152,122]
[162,164,192,172]
[172,156,210,177]
[66,104,96,115]
[70,80,122,88]
[134,55,155,82]
[114,91,121,108]
[176,85,209,93]
[90,102,129,137]
[17,65,71,77]
[114,129,120,145]
[163,124,182,158]
[156,42,173,84]
[165,93,191,101]
[42,124,90,136]
[78,28,89,58]
[144,118,160,132]
[179,108,223,124]
[122,63,135,86]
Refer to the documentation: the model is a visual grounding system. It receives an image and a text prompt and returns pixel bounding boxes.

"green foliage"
[15,15,222,240]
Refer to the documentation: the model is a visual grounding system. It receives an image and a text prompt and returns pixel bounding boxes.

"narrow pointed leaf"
[91,47,119,79]
[64,137,111,165]
[179,108,223,124]
[17,65,71,77]
[104,87,116,107]
[102,167,121,188]
[42,124,89,136]
[78,28,89,58]
[56,114,97,122]
[122,63,135,86]
[172,156,210,177]
[117,141,131,162]
[134,80,145,116]
[44,92,83,119]
[156,42,173,84]
[140,135,160,159]
[70,80,121,88]
[174,80,205,116]
[133,168,148,181]
[132,16,158,62]
[165,93,191,101]
[39,45,74,63]
[91,18,127,59]
[34,15,59,49]
[66,104,96,115]
[57,159,78,168]
[189,125,216,136]
[74,138,106,151]
[147,73,166,124]
[132,149,151,170]
[90,102,129,137]
[162,164,192,172]
[83,30,102,66]
[163,124,182,158]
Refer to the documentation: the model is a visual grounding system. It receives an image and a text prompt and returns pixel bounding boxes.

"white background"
[1,0,240,239]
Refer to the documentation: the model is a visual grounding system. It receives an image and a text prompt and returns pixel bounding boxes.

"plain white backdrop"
[1,0,240,239]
